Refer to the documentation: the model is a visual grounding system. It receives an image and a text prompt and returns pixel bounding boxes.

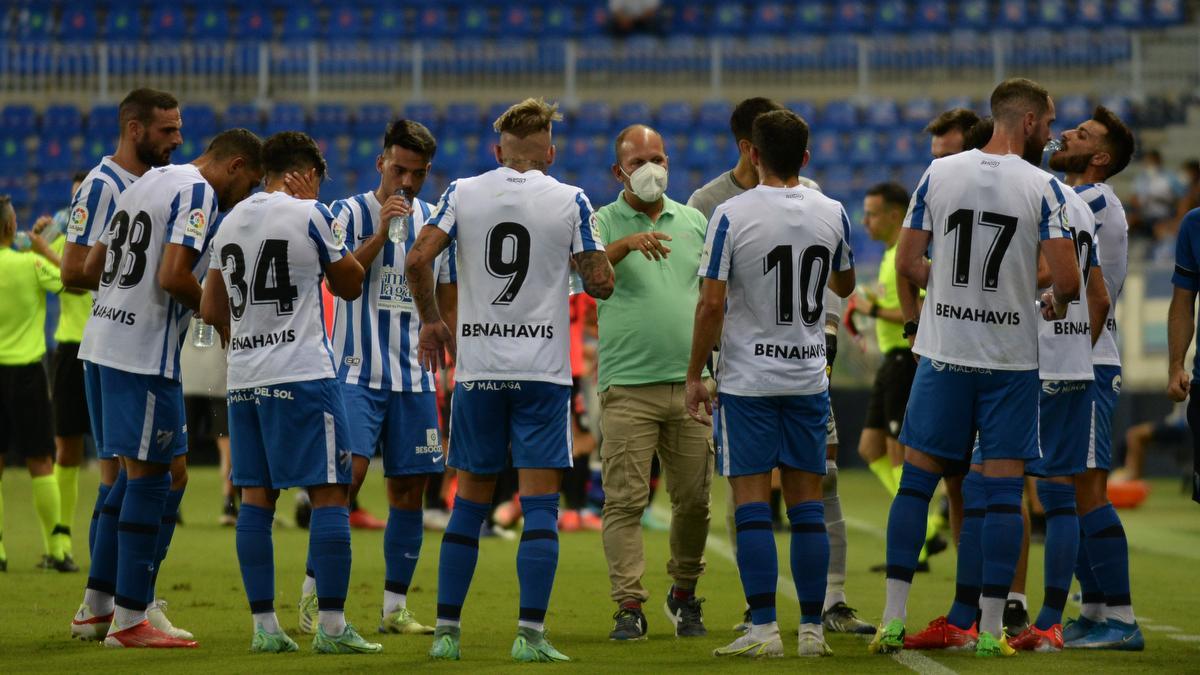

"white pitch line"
[1149,625,1182,632]
[1169,635,1200,643]
[651,505,957,675]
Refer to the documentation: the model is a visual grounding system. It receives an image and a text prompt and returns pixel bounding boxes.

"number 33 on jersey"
[78,164,219,381]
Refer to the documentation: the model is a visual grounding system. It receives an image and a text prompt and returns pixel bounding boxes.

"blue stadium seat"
[147,6,188,41]
[2,105,37,139]
[268,102,307,135]
[236,7,274,40]
[656,101,694,135]
[34,137,76,173]
[499,5,537,37]
[311,104,351,138]
[832,1,868,33]
[793,1,829,32]
[42,104,82,138]
[615,101,653,131]
[822,100,859,131]
[193,6,227,41]
[282,7,318,41]
[348,135,379,169]
[1150,0,1184,25]
[820,166,855,201]
[573,101,612,135]
[786,100,819,125]
[847,133,879,167]
[1035,0,1069,28]
[371,5,413,40]
[56,7,99,42]
[1057,94,1091,130]
[712,2,747,34]
[542,3,578,36]
[324,5,365,39]
[860,164,894,191]
[902,97,936,130]
[458,4,492,37]
[579,4,611,36]
[942,95,978,116]
[865,99,900,130]
[434,134,473,175]
[913,0,949,31]
[11,3,54,41]
[955,0,991,30]
[357,103,395,134]
[104,4,143,40]
[224,103,263,136]
[443,102,482,133]
[1112,0,1146,27]
[86,105,119,140]
[181,104,217,140]
[874,0,910,32]
[560,135,602,172]
[1076,0,1107,27]
[883,131,919,167]
[670,3,706,34]
[997,0,1028,29]
[680,134,723,170]
[697,100,732,133]
[310,136,345,173]
[807,130,843,169]
[751,3,788,34]
[399,102,438,129]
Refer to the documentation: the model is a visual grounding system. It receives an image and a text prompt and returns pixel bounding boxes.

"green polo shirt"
[0,247,63,365]
[594,192,710,391]
[50,235,93,344]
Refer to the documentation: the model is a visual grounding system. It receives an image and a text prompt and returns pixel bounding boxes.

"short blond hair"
[493,98,562,138]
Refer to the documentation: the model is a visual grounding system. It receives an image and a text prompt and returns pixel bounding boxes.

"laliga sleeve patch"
[588,212,601,243]
[332,213,348,248]
[67,205,89,236]
[184,208,207,239]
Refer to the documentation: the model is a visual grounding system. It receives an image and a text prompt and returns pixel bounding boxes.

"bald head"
[614,125,665,165]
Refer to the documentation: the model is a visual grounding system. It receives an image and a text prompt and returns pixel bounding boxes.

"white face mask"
[622,162,668,203]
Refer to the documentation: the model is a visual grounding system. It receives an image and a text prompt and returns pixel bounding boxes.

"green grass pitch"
[1,466,1198,673]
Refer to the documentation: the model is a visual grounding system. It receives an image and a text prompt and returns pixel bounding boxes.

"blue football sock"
[735,502,777,626]
[87,471,125,597]
[436,496,489,623]
[517,493,560,627]
[1035,481,1078,630]
[236,503,275,615]
[947,471,986,629]
[1074,522,1104,613]
[146,487,185,603]
[88,482,112,556]
[885,462,940,582]
[979,476,1024,635]
[309,506,351,614]
[787,500,828,626]
[384,507,424,596]
[115,473,170,612]
[1081,504,1133,612]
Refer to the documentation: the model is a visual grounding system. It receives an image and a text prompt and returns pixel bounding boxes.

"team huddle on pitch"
[58,75,1140,661]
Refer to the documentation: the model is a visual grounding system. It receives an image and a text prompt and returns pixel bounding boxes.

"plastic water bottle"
[1044,139,1064,153]
[191,316,215,348]
[13,231,31,251]
[388,188,411,244]
[569,271,583,296]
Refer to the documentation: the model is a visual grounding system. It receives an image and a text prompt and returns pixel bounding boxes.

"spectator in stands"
[924,108,982,159]
[595,124,713,641]
[1132,150,1184,245]
[1174,159,1200,222]
[609,0,662,35]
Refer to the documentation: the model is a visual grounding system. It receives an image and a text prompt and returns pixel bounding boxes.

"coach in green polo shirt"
[0,195,68,572]
[593,124,714,641]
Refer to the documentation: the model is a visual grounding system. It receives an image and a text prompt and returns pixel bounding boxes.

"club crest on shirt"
[67,204,88,236]
[184,208,207,239]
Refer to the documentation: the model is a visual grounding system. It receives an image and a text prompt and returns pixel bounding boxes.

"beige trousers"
[599,381,714,605]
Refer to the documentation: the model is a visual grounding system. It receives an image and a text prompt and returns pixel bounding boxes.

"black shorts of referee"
[864,347,917,440]
[50,342,90,438]
[1,361,55,460]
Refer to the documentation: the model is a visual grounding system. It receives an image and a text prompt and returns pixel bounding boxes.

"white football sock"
[383,590,406,615]
[882,578,910,624]
[1105,604,1136,624]
[83,589,114,617]
[517,620,545,633]
[318,610,346,636]
[301,574,316,596]
[1006,591,1027,609]
[112,605,145,632]
[979,597,1005,637]
[253,612,281,634]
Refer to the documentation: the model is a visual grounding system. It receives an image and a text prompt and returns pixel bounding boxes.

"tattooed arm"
[405,226,455,372]
[573,250,615,300]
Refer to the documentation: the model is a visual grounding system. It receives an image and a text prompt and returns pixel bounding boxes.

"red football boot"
[103,620,199,648]
[903,616,979,650]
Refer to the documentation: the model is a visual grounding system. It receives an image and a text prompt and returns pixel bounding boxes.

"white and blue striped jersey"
[66,156,138,247]
[698,184,854,397]
[1038,180,1099,382]
[1076,182,1128,368]
[904,150,1069,370]
[428,166,603,386]
[209,190,347,390]
[78,164,219,381]
[329,192,456,392]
